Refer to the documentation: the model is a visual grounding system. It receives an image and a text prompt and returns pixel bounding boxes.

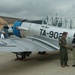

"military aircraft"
[0,17,74,60]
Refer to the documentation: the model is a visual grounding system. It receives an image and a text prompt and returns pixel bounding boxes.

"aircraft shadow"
[0,51,60,75]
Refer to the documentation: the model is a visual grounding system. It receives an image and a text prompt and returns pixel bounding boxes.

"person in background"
[0,31,5,39]
[3,24,9,38]
[72,33,75,67]
[59,32,69,67]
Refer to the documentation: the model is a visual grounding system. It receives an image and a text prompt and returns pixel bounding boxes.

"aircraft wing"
[0,37,59,52]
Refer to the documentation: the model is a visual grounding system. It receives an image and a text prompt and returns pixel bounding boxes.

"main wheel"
[16,52,26,60]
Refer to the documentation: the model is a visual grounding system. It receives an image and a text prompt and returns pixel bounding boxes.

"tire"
[27,52,32,57]
[38,51,46,54]
[16,52,26,60]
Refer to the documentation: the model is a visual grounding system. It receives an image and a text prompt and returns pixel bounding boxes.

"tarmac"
[0,51,75,75]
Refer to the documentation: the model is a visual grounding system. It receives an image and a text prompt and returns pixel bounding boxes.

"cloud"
[0,0,75,19]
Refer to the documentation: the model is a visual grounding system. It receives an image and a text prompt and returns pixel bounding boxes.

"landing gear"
[16,52,31,60]
[38,51,46,54]
[16,52,26,60]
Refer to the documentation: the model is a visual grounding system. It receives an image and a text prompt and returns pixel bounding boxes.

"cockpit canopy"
[42,16,75,29]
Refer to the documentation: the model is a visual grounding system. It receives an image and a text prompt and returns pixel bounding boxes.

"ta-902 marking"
[40,29,62,39]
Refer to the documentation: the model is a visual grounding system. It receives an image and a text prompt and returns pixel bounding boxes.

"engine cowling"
[13,21,31,38]
[13,21,22,37]
[13,21,40,38]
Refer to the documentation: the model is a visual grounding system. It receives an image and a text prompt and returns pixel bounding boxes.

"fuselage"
[13,21,75,49]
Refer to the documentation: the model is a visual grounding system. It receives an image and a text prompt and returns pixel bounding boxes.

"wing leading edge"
[0,38,59,52]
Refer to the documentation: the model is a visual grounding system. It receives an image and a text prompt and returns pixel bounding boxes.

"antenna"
[65,18,67,28]
[55,13,59,26]
[70,19,72,29]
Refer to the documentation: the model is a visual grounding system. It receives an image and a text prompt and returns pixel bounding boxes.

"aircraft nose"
[13,21,22,37]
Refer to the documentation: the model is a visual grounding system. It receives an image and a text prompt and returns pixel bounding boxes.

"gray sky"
[0,0,75,20]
